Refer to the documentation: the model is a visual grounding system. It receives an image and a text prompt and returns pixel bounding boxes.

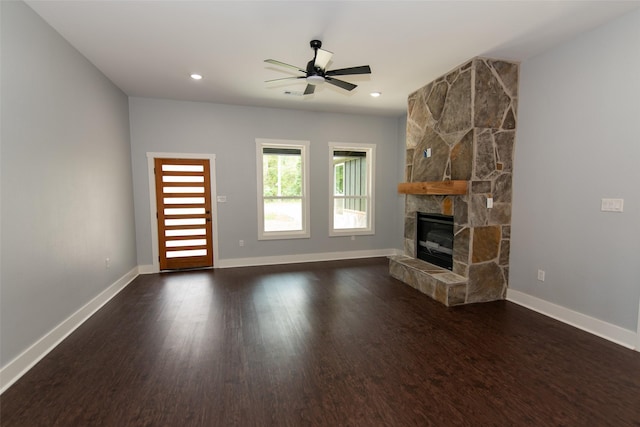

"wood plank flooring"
[2,257,639,426]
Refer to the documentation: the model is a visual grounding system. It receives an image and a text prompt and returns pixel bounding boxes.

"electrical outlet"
[350,236,356,241]
[537,269,545,282]
[487,197,493,209]
[601,198,623,212]
[239,240,244,247]
[105,258,111,269]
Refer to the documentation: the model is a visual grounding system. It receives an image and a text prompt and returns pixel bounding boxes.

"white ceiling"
[26,0,640,117]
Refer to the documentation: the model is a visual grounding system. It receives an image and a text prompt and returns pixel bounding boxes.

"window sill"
[329,229,374,237]
[258,232,310,241]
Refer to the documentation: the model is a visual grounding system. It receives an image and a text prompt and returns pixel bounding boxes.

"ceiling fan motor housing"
[306,52,326,85]
[306,60,324,76]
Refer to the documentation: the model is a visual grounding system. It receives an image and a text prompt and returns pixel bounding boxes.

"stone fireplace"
[390,57,519,306]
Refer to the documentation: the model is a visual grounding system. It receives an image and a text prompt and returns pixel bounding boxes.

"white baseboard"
[138,250,404,273]
[137,264,155,274]
[507,289,638,351]
[216,248,402,269]
[0,267,139,394]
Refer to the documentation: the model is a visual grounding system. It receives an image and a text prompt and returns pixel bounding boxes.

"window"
[329,142,375,236]
[256,139,310,240]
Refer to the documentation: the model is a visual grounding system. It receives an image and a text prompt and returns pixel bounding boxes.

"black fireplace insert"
[416,212,453,270]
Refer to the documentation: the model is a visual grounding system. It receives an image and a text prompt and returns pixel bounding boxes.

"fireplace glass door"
[416,212,453,270]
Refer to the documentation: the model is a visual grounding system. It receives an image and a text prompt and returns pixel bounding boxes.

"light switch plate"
[487,197,493,209]
[601,198,623,212]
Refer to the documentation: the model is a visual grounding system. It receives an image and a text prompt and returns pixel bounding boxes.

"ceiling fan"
[265,40,372,95]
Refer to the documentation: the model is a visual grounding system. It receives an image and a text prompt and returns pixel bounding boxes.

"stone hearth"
[390,57,519,306]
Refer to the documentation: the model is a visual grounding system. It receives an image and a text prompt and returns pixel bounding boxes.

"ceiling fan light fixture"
[306,75,325,85]
[314,48,333,70]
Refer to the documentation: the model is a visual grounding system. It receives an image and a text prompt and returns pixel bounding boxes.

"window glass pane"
[330,143,374,234]
[162,164,204,172]
[165,218,206,226]
[163,186,204,193]
[263,148,301,155]
[334,198,368,229]
[162,175,204,183]
[334,163,344,195]
[164,197,205,205]
[333,150,366,158]
[166,228,206,237]
[164,207,206,215]
[257,139,309,240]
[166,239,207,248]
[333,153,367,195]
[166,249,207,258]
[264,198,302,232]
[263,153,302,197]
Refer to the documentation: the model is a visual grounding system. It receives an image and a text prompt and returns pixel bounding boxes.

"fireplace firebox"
[416,212,453,270]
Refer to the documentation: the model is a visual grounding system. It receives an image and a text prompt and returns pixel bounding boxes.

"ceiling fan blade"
[314,48,333,70]
[264,59,306,74]
[325,77,357,91]
[265,76,305,83]
[326,65,371,76]
[304,84,316,95]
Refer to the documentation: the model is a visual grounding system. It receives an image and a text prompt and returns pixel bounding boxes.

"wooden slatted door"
[154,158,213,270]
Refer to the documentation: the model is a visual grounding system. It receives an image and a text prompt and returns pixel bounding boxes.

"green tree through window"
[257,140,309,239]
[263,153,301,197]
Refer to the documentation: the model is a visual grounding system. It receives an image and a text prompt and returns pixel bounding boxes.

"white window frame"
[256,138,310,240]
[328,142,375,237]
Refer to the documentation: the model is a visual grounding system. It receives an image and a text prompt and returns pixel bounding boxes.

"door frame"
[146,152,219,273]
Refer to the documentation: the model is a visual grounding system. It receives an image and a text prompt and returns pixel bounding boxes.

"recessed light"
[370,91,381,98]
[190,73,203,80]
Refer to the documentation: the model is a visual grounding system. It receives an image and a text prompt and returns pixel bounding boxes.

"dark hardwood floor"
[2,257,639,426]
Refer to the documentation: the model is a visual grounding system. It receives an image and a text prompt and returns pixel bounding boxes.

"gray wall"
[130,98,404,265]
[0,1,137,365]
[510,8,640,331]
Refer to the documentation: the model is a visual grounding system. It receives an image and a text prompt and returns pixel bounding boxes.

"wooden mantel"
[397,180,468,195]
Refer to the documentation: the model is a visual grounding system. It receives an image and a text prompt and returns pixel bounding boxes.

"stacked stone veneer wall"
[401,57,519,304]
